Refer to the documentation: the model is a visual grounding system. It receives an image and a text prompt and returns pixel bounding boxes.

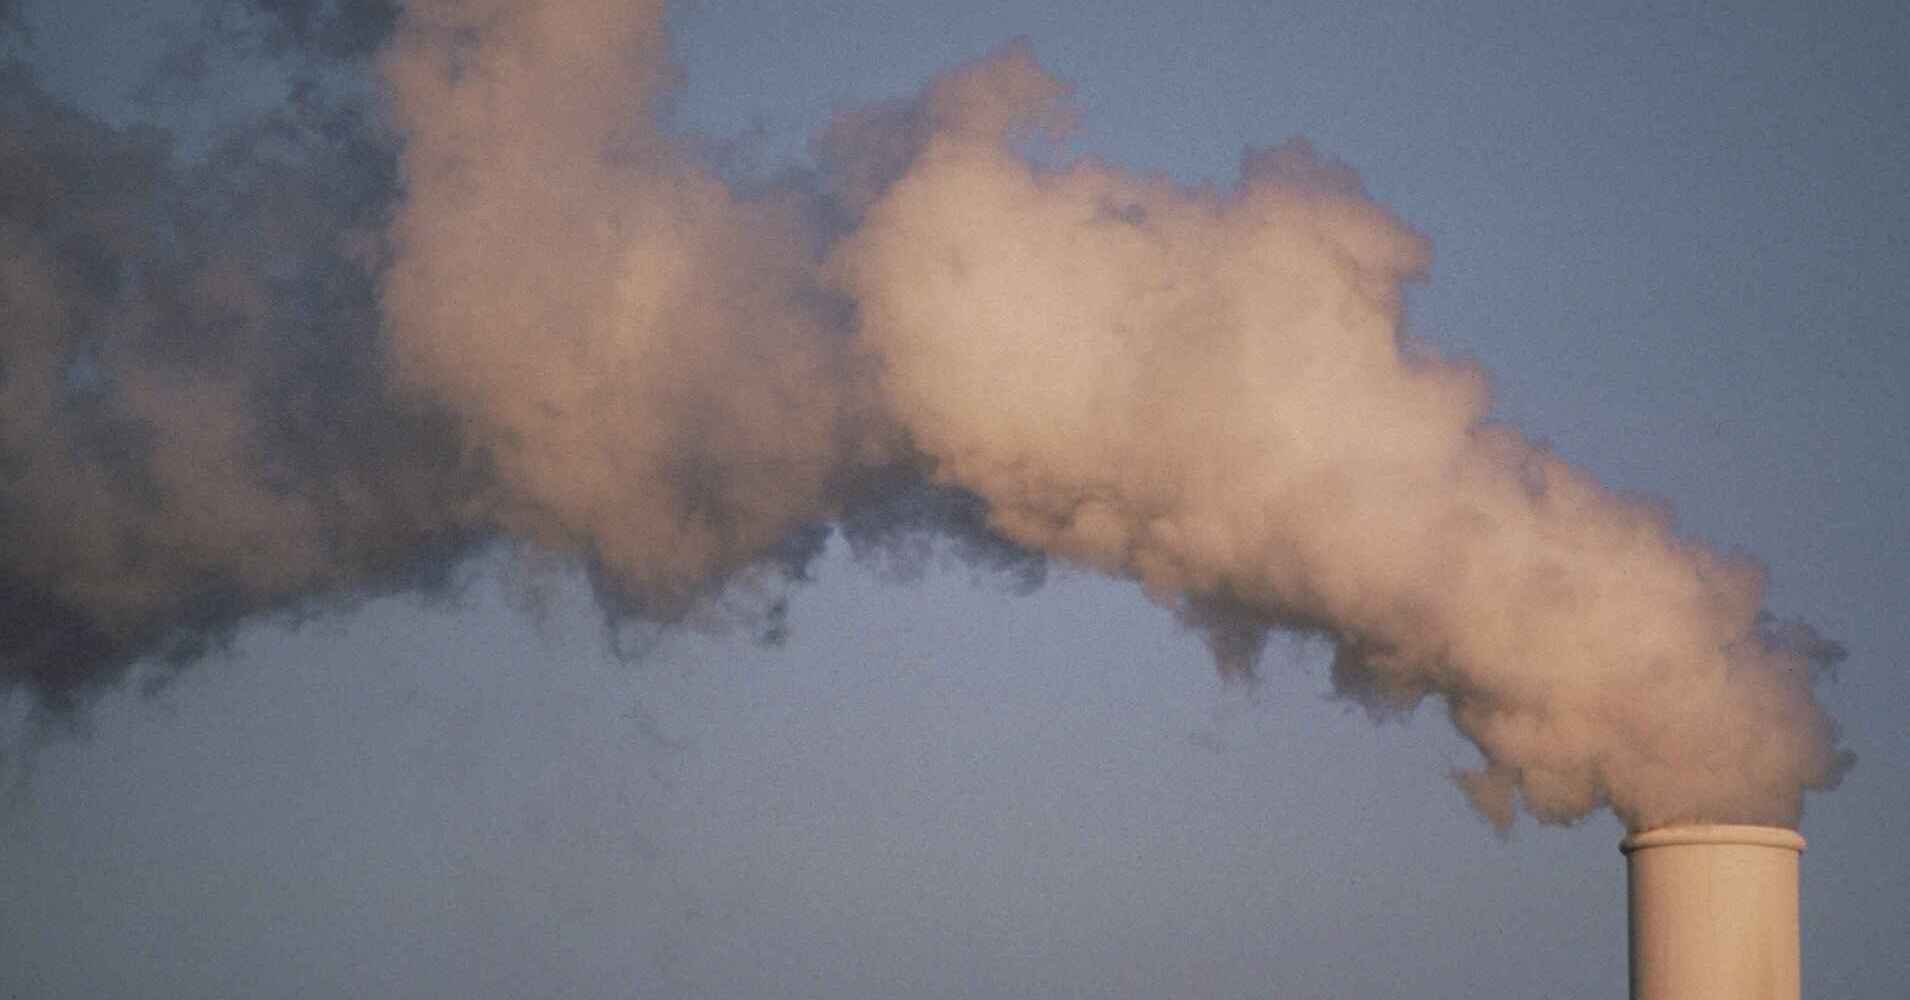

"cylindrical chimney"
[1621,824,1804,1000]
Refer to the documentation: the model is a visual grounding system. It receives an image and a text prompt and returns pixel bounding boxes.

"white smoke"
[826,47,1850,830]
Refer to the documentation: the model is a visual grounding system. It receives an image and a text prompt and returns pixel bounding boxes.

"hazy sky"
[4,1,1906,998]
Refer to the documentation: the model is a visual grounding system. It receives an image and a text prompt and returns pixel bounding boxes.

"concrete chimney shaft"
[1622,824,1804,1000]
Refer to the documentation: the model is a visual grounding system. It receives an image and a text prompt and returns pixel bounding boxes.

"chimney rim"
[1620,823,1806,855]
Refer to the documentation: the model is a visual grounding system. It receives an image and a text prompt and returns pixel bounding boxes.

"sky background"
[4,1,1906,998]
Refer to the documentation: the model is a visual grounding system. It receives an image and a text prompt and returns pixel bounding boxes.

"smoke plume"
[0,0,1849,831]
[826,54,1851,830]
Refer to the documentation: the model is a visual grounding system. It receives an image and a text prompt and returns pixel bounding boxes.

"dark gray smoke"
[0,57,460,712]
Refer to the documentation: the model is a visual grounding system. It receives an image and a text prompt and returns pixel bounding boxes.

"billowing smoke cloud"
[826,51,1851,830]
[1,0,1849,831]
[379,0,893,618]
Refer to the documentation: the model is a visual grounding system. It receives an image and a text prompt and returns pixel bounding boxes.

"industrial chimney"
[1621,824,1805,1000]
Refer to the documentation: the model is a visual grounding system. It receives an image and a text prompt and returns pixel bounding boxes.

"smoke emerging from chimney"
[0,0,1851,831]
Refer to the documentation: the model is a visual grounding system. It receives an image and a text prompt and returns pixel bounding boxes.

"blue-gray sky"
[3,1,1905,997]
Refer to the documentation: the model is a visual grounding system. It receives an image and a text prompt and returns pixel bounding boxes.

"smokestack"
[1622,824,1805,1000]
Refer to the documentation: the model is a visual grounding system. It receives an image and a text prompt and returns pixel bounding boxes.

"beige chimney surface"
[1623,825,1805,1000]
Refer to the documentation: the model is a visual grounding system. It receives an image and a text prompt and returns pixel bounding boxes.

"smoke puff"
[380,0,893,618]
[828,51,1850,829]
